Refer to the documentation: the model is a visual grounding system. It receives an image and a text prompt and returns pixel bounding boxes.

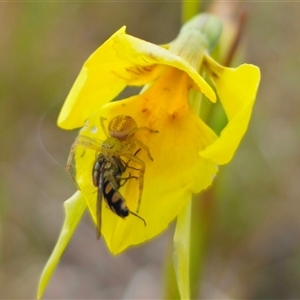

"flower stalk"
[170,3,257,299]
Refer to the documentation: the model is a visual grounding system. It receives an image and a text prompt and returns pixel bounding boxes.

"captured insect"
[67,115,158,238]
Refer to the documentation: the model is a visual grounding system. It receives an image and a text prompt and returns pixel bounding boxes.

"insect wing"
[96,169,105,239]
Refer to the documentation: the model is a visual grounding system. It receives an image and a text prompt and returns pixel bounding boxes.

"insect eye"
[108,115,137,141]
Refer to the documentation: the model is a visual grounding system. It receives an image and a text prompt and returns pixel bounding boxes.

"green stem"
[182,0,201,23]
[189,188,215,298]
[165,2,226,299]
[173,201,192,299]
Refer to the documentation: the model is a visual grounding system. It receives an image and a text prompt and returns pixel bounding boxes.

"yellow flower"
[58,14,260,254]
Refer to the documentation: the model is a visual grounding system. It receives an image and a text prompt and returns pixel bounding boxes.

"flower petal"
[115,34,216,102]
[73,69,218,254]
[37,191,86,299]
[200,55,261,165]
[58,27,216,129]
[57,27,129,129]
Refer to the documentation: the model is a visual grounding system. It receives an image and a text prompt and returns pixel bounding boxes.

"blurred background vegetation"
[1,1,300,299]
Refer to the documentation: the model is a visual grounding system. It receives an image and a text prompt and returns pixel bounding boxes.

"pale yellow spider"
[66,115,158,237]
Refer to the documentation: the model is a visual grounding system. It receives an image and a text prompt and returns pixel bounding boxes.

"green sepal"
[37,191,87,299]
[173,201,192,299]
[181,13,223,52]
[169,13,222,72]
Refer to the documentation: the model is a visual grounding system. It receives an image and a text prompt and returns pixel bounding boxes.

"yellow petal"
[200,55,261,165]
[115,34,216,102]
[72,68,218,254]
[57,27,129,129]
[204,55,260,120]
[37,191,86,299]
[58,27,216,129]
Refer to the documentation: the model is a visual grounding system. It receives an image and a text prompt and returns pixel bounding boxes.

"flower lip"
[71,64,219,253]
[57,23,217,130]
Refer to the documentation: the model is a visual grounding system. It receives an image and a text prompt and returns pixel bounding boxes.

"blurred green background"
[1,2,300,299]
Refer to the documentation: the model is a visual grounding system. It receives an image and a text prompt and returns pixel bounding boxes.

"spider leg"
[66,135,102,185]
[133,140,155,161]
[127,126,159,140]
[119,139,154,161]
[125,126,158,160]
[67,135,101,169]
[74,135,102,151]
[121,149,141,171]
[100,117,109,137]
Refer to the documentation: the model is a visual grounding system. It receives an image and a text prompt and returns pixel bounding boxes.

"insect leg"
[120,149,141,171]
[122,153,146,213]
[129,211,147,226]
[119,173,138,187]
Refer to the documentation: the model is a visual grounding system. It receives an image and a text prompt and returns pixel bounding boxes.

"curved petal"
[115,34,216,102]
[37,191,86,299]
[200,55,261,165]
[72,69,218,254]
[58,27,128,129]
[58,27,216,130]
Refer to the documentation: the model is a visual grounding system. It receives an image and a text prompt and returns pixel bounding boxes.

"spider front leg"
[100,117,110,137]
[133,139,155,161]
[67,135,101,161]
[127,126,159,140]
[66,135,101,180]
[123,140,154,161]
